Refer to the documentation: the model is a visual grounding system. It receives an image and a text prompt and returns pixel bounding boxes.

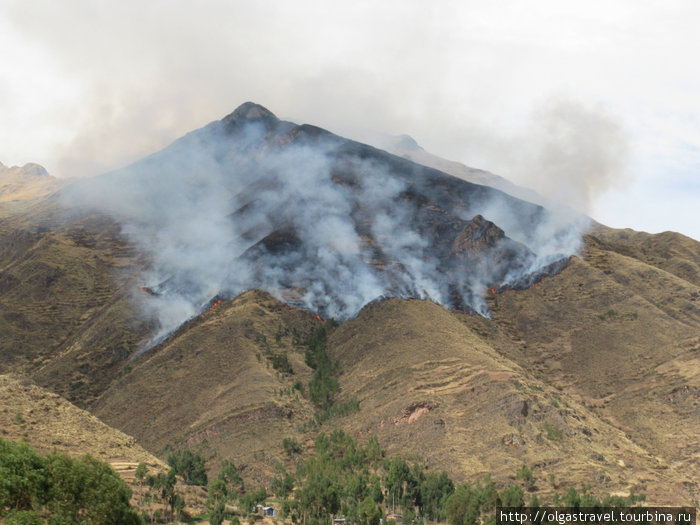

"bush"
[272,352,294,375]
[516,464,533,484]
[6,510,44,525]
[282,437,302,456]
[543,423,563,441]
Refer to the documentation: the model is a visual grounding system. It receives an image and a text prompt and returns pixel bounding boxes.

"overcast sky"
[1,0,698,239]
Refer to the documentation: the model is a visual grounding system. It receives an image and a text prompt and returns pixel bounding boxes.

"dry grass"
[0,164,64,203]
[327,296,696,505]
[0,192,698,508]
[91,290,322,485]
[0,374,163,467]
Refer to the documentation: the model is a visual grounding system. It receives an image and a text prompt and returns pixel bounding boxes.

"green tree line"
[0,438,142,525]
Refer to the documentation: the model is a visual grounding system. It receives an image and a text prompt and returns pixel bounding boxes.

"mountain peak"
[21,163,50,177]
[223,102,278,124]
[395,134,421,151]
[0,162,50,178]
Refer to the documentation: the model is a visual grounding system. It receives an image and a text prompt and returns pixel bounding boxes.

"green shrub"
[543,422,563,441]
[516,464,533,483]
[282,437,302,455]
[271,352,294,374]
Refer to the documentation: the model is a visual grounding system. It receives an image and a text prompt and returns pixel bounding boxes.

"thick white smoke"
[63,103,586,347]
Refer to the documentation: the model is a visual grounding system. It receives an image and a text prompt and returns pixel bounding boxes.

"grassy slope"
[472,232,699,504]
[0,374,162,467]
[0,164,64,203]
[0,199,150,405]
[91,290,323,485]
[1,191,698,505]
[327,296,695,505]
[0,374,210,519]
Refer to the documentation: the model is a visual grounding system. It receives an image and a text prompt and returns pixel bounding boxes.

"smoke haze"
[63,103,588,346]
[510,99,630,213]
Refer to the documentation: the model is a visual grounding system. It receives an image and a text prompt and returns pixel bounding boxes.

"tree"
[420,471,454,521]
[499,485,524,507]
[209,500,226,525]
[0,439,48,512]
[167,448,207,486]
[445,484,481,525]
[383,458,408,503]
[271,472,295,498]
[364,435,382,463]
[207,476,230,524]
[239,487,267,517]
[218,459,243,496]
[297,471,341,518]
[357,496,381,525]
[46,452,142,524]
[135,463,148,483]
[0,439,142,525]
[151,468,179,518]
[516,465,534,491]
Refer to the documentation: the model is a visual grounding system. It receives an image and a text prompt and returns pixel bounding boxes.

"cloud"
[2,0,697,238]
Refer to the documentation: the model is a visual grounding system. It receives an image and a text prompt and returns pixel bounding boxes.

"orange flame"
[209,299,223,311]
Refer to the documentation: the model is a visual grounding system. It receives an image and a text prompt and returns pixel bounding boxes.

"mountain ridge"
[63,102,584,341]
[0,103,697,508]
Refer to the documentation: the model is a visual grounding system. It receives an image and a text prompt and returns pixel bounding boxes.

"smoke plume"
[63,103,587,347]
[507,99,630,213]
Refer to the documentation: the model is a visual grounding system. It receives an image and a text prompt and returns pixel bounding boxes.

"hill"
[62,102,584,337]
[91,290,323,485]
[0,374,163,469]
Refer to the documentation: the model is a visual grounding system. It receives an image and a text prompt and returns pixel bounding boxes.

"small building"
[386,513,403,522]
[255,504,275,517]
[333,519,347,525]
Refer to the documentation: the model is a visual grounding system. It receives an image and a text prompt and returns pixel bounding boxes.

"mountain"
[64,102,584,341]
[0,161,63,204]
[0,103,698,508]
[367,133,546,205]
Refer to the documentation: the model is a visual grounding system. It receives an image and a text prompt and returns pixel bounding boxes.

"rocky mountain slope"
[0,104,697,507]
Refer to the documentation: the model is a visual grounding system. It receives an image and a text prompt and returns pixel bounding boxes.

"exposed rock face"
[225,101,279,122]
[452,214,506,258]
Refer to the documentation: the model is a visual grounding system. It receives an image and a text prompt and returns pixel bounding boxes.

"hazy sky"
[1,0,698,239]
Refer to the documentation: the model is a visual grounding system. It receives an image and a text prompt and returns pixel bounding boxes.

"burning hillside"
[64,102,587,343]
